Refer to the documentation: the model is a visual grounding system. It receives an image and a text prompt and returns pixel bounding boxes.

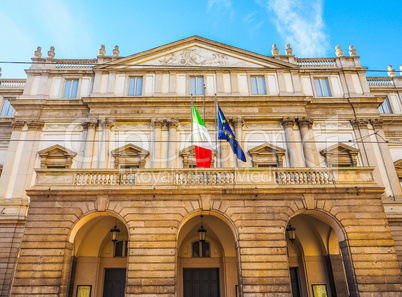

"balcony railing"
[33,167,376,189]
[0,79,26,88]
[367,77,394,87]
[296,58,337,68]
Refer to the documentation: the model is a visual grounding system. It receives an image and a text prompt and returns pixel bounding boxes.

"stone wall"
[10,187,402,297]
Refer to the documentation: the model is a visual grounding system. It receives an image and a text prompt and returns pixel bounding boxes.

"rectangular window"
[190,77,204,95]
[128,77,143,95]
[63,79,79,98]
[251,76,267,95]
[379,97,392,114]
[0,99,14,116]
[314,78,331,97]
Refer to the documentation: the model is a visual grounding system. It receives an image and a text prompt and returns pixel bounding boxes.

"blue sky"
[0,0,401,78]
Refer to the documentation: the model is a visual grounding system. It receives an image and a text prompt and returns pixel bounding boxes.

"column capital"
[350,118,369,128]
[11,120,25,130]
[102,118,115,129]
[370,118,383,129]
[297,116,313,129]
[152,118,164,128]
[233,116,244,128]
[81,118,99,130]
[281,117,295,128]
[26,120,45,131]
[167,119,179,128]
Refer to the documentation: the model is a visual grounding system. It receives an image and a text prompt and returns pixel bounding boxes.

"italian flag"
[192,104,214,168]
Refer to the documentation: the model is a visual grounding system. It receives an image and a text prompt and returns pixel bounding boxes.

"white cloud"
[207,0,233,12]
[260,0,329,57]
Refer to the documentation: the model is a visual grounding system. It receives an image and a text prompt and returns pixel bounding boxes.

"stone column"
[168,119,179,168]
[160,120,169,168]
[98,118,115,168]
[82,118,98,169]
[19,121,45,197]
[281,117,298,167]
[297,117,319,167]
[233,117,245,167]
[370,118,402,199]
[350,119,385,187]
[0,120,25,200]
[152,120,162,168]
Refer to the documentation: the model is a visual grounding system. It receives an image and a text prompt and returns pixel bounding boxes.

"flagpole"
[214,94,218,168]
[190,94,193,168]
[203,83,206,122]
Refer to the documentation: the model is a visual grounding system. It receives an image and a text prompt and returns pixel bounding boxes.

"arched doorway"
[68,213,129,297]
[287,213,354,297]
[177,214,239,297]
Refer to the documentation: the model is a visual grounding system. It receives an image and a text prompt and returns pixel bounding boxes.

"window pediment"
[394,159,402,181]
[111,144,149,169]
[320,143,359,167]
[38,144,77,169]
[248,143,286,167]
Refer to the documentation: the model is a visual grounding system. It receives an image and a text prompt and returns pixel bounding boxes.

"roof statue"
[335,45,343,57]
[349,45,357,56]
[113,45,120,57]
[47,46,55,59]
[285,43,293,55]
[99,44,106,57]
[34,46,42,58]
[271,44,279,56]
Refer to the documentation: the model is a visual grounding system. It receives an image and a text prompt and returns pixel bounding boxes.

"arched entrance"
[177,214,239,297]
[287,212,355,297]
[68,213,129,297]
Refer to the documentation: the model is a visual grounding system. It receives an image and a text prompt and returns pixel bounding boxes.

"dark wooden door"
[103,268,126,297]
[183,268,220,297]
[289,267,301,297]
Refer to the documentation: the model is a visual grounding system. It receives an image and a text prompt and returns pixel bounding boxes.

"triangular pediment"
[111,144,149,157]
[320,143,359,156]
[38,144,76,158]
[394,159,402,170]
[96,36,297,70]
[249,143,286,155]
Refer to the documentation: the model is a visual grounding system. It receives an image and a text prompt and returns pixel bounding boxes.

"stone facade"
[0,36,401,296]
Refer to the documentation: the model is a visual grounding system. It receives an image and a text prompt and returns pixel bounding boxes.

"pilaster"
[297,117,319,167]
[281,117,299,167]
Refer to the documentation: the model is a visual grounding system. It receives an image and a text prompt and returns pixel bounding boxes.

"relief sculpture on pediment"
[159,48,230,66]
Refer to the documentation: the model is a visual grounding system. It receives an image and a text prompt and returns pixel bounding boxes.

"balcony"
[32,167,377,191]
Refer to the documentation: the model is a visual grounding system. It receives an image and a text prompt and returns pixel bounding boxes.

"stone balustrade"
[55,59,97,69]
[0,79,26,88]
[33,167,377,189]
[367,77,394,87]
[296,58,337,68]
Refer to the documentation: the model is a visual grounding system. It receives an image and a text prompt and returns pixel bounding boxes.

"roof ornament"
[272,44,279,56]
[99,45,106,57]
[285,43,293,55]
[113,45,120,57]
[34,46,42,58]
[47,46,55,59]
[335,45,343,57]
[349,45,357,56]
[400,64,402,76]
[0,67,2,78]
[387,65,396,77]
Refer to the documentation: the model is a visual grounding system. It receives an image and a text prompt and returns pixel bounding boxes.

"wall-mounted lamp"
[198,215,207,242]
[110,220,120,244]
[286,224,296,244]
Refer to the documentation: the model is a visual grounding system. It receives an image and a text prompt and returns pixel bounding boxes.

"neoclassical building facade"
[0,36,402,297]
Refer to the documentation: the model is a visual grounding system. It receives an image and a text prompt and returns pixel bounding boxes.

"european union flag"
[217,104,246,162]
